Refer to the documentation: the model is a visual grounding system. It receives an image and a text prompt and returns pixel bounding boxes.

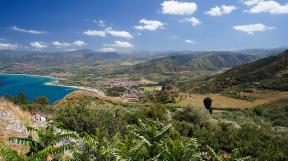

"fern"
[0,141,22,161]
[206,145,222,161]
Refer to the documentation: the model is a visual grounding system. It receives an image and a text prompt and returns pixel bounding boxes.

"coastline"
[45,81,105,96]
[0,73,104,95]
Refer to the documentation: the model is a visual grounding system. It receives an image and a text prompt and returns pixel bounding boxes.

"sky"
[0,0,287,52]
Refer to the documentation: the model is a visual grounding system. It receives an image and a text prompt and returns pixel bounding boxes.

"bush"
[106,86,127,97]
[34,96,49,106]
[54,106,128,137]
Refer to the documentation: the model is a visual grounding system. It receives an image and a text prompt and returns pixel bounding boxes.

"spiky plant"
[2,125,79,160]
[0,141,23,161]
[126,119,173,160]
[161,137,201,161]
[74,129,114,161]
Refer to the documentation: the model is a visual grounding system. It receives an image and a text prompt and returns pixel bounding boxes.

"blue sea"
[0,74,75,104]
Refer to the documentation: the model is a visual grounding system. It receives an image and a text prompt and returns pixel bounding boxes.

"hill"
[133,52,261,73]
[205,49,288,91]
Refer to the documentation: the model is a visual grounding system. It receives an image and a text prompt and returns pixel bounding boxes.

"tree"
[18,92,29,105]
[203,97,213,114]
[34,96,49,106]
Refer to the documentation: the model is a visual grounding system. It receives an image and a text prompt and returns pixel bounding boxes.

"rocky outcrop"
[0,99,31,152]
[0,108,26,133]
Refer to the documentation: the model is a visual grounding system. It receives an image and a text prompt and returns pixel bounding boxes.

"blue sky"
[0,0,287,52]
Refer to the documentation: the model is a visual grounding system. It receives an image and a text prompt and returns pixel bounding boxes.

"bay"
[0,74,75,104]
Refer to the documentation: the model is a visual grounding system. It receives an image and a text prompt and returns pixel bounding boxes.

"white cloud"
[206,5,237,16]
[73,40,86,46]
[106,41,134,48]
[30,42,48,49]
[98,47,117,52]
[105,28,133,39]
[52,41,70,48]
[185,39,196,44]
[161,1,197,15]
[65,49,77,52]
[0,42,18,50]
[84,28,133,38]
[83,30,106,37]
[233,23,275,34]
[51,40,86,48]
[93,20,105,27]
[180,17,202,26]
[243,0,262,6]
[11,26,46,34]
[245,0,288,14]
[135,19,165,31]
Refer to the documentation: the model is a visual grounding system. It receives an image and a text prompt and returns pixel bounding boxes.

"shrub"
[54,106,127,137]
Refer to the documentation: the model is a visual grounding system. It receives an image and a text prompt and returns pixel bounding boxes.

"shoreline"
[45,81,105,95]
[0,73,104,95]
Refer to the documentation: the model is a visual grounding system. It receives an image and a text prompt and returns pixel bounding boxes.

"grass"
[175,90,288,109]
[140,86,162,93]
[0,99,32,155]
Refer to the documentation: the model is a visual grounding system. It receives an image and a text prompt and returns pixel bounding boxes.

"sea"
[0,74,75,104]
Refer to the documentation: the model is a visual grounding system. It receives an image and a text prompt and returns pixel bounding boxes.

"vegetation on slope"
[191,49,288,93]
[1,91,288,160]
[134,52,259,74]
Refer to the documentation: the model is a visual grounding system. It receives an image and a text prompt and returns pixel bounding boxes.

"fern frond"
[56,131,80,143]
[133,132,151,147]
[155,123,172,141]
[0,141,22,161]
[234,156,253,161]
[206,145,222,161]
[9,137,40,149]
[109,148,127,161]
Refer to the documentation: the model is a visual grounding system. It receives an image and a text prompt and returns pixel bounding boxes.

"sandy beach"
[45,81,105,96]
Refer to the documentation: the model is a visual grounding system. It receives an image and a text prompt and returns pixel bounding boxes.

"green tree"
[34,96,49,106]
[18,92,29,105]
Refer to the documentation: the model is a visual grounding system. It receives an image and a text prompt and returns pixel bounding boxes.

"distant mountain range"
[0,48,285,74]
[133,51,265,73]
[0,49,122,66]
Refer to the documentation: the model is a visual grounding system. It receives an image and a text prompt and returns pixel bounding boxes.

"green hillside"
[206,49,288,91]
[134,52,260,73]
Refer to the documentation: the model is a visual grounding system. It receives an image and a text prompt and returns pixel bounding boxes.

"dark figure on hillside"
[203,97,213,114]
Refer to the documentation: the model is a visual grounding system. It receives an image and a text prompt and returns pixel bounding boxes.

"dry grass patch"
[176,91,288,109]
[0,99,32,155]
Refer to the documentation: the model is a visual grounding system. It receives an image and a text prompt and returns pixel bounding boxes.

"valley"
[1,0,288,160]
[0,48,288,161]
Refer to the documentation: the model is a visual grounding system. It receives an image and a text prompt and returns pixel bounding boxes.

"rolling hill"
[207,49,288,91]
[133,51,261,73]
